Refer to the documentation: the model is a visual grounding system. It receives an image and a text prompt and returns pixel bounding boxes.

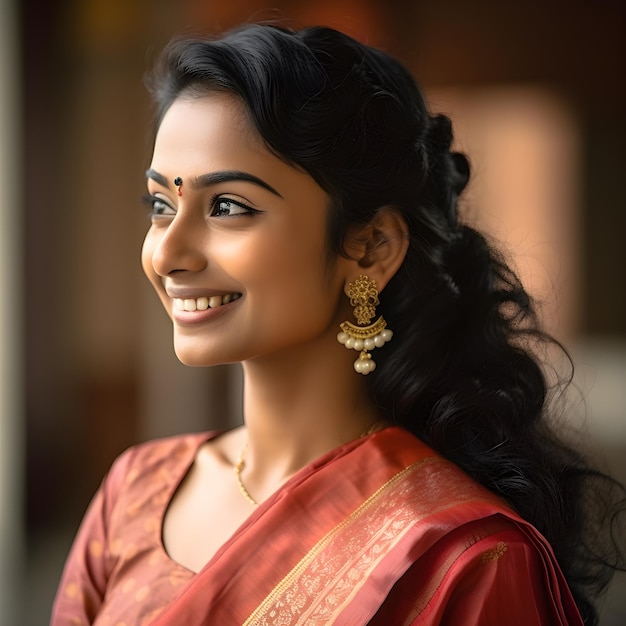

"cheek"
[248,237,338,318]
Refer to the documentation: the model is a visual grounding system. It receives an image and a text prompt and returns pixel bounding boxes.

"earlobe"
[346,208,409,292]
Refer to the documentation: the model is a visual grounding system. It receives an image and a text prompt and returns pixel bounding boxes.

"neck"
[236,339,383,499]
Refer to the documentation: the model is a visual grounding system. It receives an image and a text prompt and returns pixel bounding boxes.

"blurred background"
[1,0,624,623]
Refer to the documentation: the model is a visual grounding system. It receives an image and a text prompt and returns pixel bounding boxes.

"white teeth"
[173,294,241,312]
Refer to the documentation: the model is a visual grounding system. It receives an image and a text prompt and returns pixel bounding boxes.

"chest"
[162,454,257,573]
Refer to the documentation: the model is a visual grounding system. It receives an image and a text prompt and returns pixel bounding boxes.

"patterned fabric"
[51,428,584,625]
[51,434,205,625]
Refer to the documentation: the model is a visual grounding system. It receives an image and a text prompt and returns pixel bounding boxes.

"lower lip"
[172,297,241,326]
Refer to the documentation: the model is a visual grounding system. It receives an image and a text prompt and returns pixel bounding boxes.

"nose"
[150,213,208,277]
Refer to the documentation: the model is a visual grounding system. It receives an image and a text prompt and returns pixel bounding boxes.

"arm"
[370,517,583,626]
[426,530,582,626]
[50,448,136,625]
[413,524,584,626]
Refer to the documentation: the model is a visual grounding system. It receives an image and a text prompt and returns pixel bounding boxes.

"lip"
[171,295,242,326]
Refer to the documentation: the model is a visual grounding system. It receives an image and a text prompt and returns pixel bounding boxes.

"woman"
[51,23,623,625]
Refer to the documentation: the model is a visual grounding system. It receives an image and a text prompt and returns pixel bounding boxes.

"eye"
[143,194,175,217]
[211,197,259,217]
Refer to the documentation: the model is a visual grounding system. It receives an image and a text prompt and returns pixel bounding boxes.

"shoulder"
[102,431,216,501]
[375,427,518,523]
[375,430,584,622]
[371,428,562,569]
[121,431,215,468]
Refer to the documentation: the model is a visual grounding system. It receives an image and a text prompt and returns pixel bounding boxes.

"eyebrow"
[145,168,283,198]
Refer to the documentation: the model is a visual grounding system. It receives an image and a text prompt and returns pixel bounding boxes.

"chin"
[175,355,208,367]
[173,340,240,367]
[174,349,219,367]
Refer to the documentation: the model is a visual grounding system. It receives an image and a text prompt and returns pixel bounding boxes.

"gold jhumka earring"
[336,275,393,375]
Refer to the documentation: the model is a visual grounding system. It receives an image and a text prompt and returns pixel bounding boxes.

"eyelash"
[142,194,173,217]
[141,194,261,219]
[208,194,261,217]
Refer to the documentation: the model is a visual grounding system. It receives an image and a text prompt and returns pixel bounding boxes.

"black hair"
[147,23,625,624]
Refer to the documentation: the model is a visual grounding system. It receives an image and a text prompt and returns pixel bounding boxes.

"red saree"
[52,427,584,625]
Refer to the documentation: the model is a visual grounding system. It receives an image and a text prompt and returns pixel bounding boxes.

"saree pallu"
[52,427,584,625]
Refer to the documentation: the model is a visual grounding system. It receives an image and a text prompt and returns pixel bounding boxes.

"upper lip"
[165,287,241,299]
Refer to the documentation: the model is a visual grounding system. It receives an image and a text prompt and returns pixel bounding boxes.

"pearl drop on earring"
[336,326,393,375]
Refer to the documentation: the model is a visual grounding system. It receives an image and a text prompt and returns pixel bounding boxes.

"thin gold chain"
[233,420,389,506]
[234,443,258,505]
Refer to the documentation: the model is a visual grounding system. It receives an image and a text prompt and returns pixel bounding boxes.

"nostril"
[150,223,208,276]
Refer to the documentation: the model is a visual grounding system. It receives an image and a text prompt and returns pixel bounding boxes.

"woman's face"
[142,93,352,367]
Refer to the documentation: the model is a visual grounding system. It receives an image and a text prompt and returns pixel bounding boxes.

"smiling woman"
[51,23,624,626]
[142,94,351,370]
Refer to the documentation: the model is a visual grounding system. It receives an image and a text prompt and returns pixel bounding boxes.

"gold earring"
[337,275,393,375]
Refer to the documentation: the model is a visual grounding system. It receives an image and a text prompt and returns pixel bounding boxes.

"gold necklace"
[233,420,388,506]
[234,443,258,505]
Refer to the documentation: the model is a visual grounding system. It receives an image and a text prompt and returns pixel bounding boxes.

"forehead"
[151,93,264,167]
[159,92,252,133]
[150,92,331,218]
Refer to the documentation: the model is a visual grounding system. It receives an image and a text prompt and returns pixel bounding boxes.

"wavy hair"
[147,23,625,624]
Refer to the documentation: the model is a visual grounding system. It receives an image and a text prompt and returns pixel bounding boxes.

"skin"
[141,93,408,571]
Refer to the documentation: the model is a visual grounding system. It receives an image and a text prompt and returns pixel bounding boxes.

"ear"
[344,207,409,293]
